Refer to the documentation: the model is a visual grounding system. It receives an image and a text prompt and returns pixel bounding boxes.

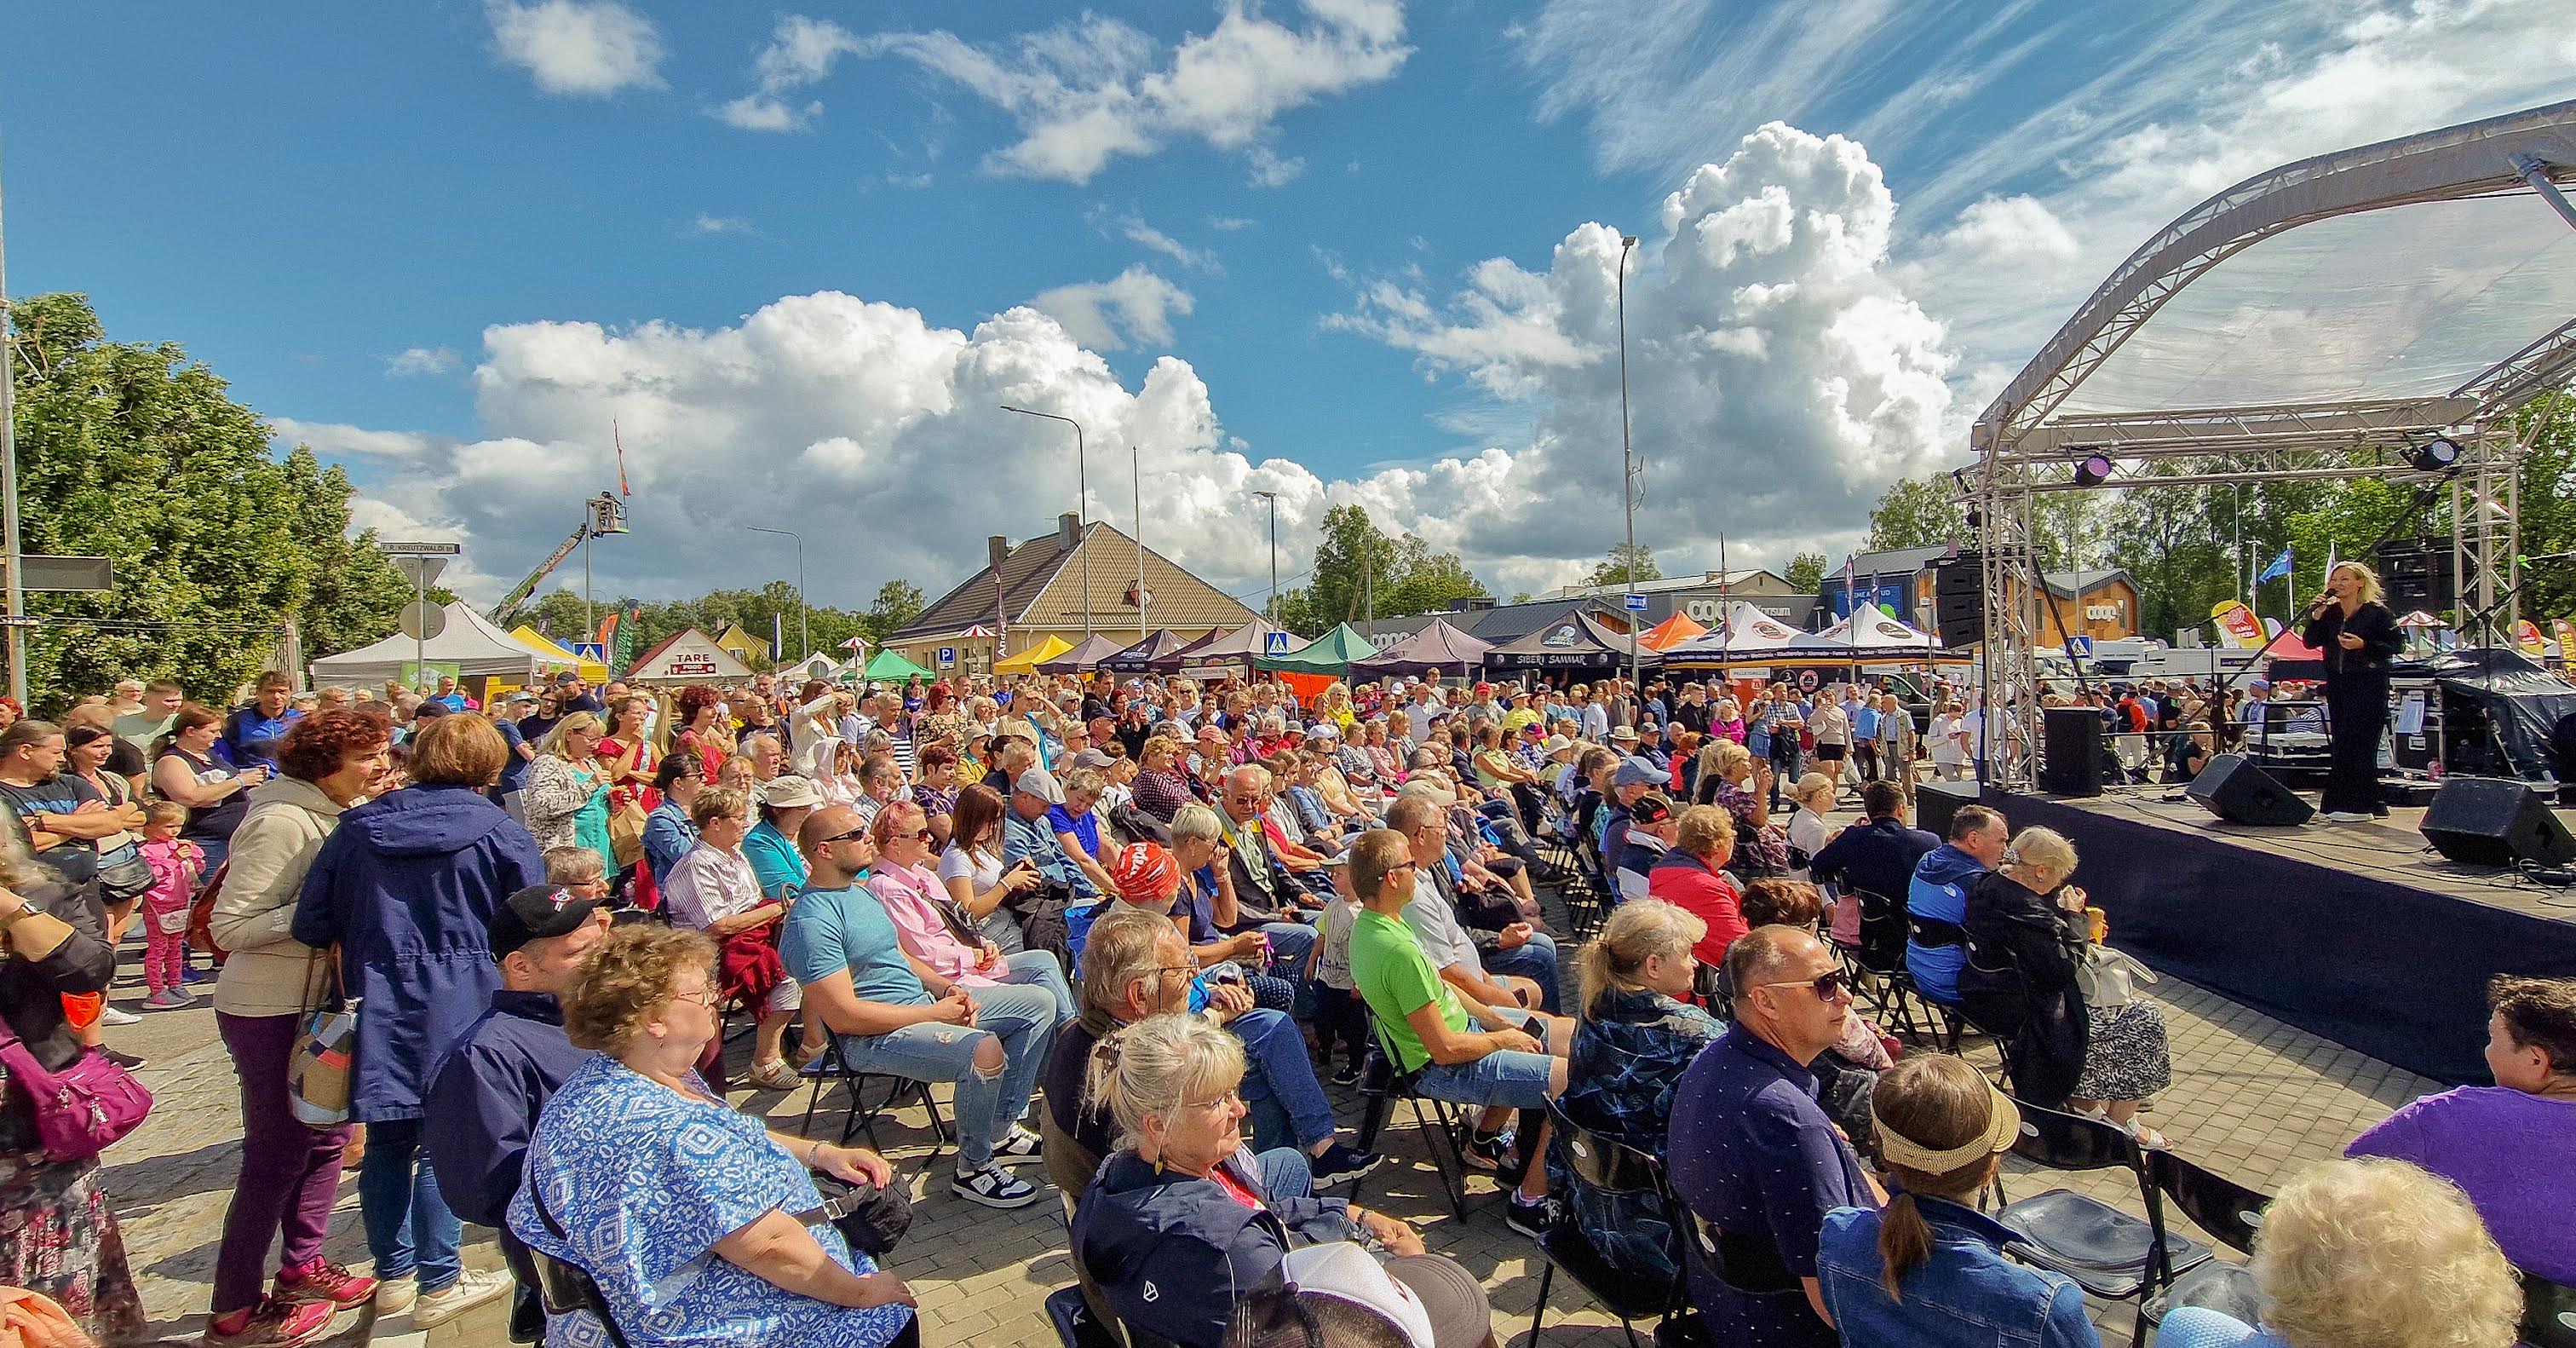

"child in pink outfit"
[137,803,201,1006]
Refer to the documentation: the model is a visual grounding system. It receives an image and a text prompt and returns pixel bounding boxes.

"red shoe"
[204,1297,333,1346]
[275,1259,379,1308]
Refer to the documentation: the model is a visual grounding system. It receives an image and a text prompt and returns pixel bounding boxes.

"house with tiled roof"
[888,513,1260,677]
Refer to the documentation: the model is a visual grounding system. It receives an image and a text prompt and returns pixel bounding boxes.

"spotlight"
[2402,436,2462,473]
[2073,452,2115,487]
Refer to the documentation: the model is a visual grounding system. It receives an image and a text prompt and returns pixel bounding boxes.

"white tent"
[1814,605,1943,650]
[628,626,754,685]
[1662,602,1807,659]
[310,602,548,687]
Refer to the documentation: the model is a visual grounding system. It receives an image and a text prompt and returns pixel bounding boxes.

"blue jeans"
[995,948,1075,1023]
[1415,1010,1555,1110]
[836,982,1056,1170]
[1254,1146,1314,1201]
[356,1116,462,1291]
[1229,1008,1336,1152]
[1485,931,1561,1015]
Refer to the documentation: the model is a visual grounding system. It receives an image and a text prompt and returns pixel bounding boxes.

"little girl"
[138,802,202,1008]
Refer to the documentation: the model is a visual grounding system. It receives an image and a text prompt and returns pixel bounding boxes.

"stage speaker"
[1929,552,1983,648]
[2039,707,2104,797]
[2419,776,2576,868]
[2374,536,2455,615]
[1916,779,1981,838]
[2186,753,2314,826]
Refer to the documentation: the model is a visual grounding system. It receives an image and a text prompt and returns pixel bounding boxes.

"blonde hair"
[1703,739,1751,780]
[2330,560,2387,607]
[1086,1012,1246,1150]
[2251,1157,2521,1348]
[1791,773,1836,807]
[539,711,605,758]
[562,925,718,1051]
[2001,826,2076,885]
[1675,804,1735,859]
[1576,899,1704,1016]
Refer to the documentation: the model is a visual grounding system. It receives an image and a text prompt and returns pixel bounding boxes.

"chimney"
[1058,512,1082,547]
[987,535,1010,570]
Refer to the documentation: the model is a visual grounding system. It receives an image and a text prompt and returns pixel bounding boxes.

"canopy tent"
[1158,619,1282,674]
[313,602,555,686]
[992,636,1072,675]
[1038,634,1128,675]
[779,652,841,683]
[1099,630,1195,675]
[1812,607,1943,651]
[505,625,608,683]
[1349,619,1492,678]
[624,626,756,685]
[1257,624,1378,675]
[1636,611,1708,651]
[863,648,938,682]
[2418,648,2576,781]
[1658,602,1804,660]
[1485,614,1658,671]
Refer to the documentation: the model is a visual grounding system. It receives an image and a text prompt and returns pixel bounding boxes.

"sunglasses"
[1760,970,1852,1000]
[818,827,871,845]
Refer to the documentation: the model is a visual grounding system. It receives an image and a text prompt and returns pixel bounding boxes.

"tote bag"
[285,948,359,1129]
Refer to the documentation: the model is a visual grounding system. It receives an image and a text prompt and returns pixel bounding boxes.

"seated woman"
[1958,827,2173,1145]
[1548,900,1720,1285]
[866,799,1075,1024]
[1695,740,1788,878]
[1785,773,1837,864]
[509,925,917,1348]
[1071,1015,1493,1348]
[1818,1056,2100,1348]
[2155,1157,2522,1348]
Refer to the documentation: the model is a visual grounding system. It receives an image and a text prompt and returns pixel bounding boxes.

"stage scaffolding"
[1968,100,2576,789]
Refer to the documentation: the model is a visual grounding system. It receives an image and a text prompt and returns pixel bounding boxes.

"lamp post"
[1000,404,1090,641]
[1131,444,1147,641]
[1616,233,1642,703]
[746,525,806,660]
[1252,489,1279,625]
[0,149,23,707]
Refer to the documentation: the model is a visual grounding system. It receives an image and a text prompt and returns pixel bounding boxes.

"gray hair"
[1169,804,1224,846]
[1086,1013,1247,1150]
[1224,763,1272,792]
[1062,768,1107,798]
[1078,906,1177,1019]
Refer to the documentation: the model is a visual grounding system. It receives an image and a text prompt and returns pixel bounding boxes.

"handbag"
[2076,945,2155,1010]
[285,947,359,1129]
[800,1172,913,1256]
[0,1022,154,1164]
[95,844,156,907]
[607,799,648,868]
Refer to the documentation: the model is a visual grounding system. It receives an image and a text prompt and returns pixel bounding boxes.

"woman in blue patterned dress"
[509,925,917,1348]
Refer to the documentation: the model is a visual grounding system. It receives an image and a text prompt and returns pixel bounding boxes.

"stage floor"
[2036,788,2576,925]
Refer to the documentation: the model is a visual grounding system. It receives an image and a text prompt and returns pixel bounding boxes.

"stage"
[1968,786,2576,1086]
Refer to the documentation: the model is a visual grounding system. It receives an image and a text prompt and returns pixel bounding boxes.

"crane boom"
[488,524,589,623]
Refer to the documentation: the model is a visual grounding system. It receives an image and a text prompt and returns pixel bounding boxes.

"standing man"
[552,672,604,717]
[1668,926,1879,1345]
[116,679,184,756]
[221,671,304,773]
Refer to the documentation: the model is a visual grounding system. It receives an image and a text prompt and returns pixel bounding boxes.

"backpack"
[184,861,233,963]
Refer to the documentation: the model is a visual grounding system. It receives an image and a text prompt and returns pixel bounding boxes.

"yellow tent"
[992,635,1072,675]
[507,625,609,683]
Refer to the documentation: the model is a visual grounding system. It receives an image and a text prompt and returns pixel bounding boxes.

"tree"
[861,579,927,644]
[1866,476,1967,551]
[1302,504,1401,630]
[1578,543,1662,589]
[1785,551,1828,594]
[1383,535,1490,617]
[9,293,411,708]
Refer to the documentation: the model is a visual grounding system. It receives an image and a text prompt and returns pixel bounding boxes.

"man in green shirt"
[1345,827,1567,1239]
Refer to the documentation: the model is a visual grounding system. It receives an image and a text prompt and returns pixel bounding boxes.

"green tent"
[1256,622,1380,675]
[862,648,937,682]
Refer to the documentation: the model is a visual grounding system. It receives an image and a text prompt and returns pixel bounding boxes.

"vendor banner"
[2515,619,2548,658]
[2554,619,2576,666]
[2211,601,2266,649]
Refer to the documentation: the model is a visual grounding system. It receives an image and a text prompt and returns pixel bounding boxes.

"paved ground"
[101,815,2446,1346]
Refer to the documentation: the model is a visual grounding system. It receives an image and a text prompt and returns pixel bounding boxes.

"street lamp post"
[999,404,1090,641]
[746,526,806,660]
[1251,489,1279,625]
[1131,445,1147,641]
[1617,233,1642,704]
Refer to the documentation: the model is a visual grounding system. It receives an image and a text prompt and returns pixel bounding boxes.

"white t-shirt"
[1929,714,1969,765]
[1400,871,1483,980]
[937,843,1003,896]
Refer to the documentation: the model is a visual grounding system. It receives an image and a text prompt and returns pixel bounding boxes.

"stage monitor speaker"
[2419,776,2576,868]
[2039,706,2104,797]
[1916,779,1981,838]
[2186,753,2314,826]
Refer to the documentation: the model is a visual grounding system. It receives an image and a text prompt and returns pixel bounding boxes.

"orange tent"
[1637,611,1709,650]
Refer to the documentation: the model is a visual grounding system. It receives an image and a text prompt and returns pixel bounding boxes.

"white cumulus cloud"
[384,347,461,377]
[712,14,867,131]
[485,0,666,97]
[1031,267,1196,350]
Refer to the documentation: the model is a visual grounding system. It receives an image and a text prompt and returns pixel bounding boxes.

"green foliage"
[1578,543,1661,589]
[1866,477,1967,552]
[860,579,927,644]
[1275,504,1486,636]
[8,293,410,709]
[1785,551,1828,594]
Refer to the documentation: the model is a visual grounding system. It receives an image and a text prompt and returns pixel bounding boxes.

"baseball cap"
[506,689,538,706]
[1473,682,1494,695]
[1630,792,1675,825]
[1108,841,1182,904]
[1307,723,1341,741]
[553,671,581,684]
[1613,755,1664,788]
[759,775,824,809]
[1277,1242,1460,1348]
[2248,677,2272,690]
[1014,769,1067,804]
[1070,747,1118,769]
[489,884,602,960]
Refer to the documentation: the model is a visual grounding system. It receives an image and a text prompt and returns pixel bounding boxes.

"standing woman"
[670,685,732,781]
[60,725,147,949]
[152,702,270,876]
[2301,561,2401,822]
[522,712,615,877]
[204,711,391,1345]
[291,715,540,1326]
[597,694,661,821]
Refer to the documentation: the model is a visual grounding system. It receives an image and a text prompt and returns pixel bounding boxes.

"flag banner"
[2553,619,2576,666]
[2255,549,2291,585]
[2211,600,2267,649]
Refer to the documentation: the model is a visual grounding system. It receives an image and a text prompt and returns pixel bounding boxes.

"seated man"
[1216,767,1323,964]
[1612,792,1677,904]
[1669,925,1882,1347]
[1807,781,1939,965]
[1004,769,1103,904]
[1905,804,2006,1009]
[1346,827,1569,1239]
[781,804,1055,1211]
[1389,793,1561,1016]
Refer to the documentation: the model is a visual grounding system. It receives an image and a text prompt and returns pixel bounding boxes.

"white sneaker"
[373,1275,417,1316]
[411,1267,511,1328]
[96,1005,141,1026]
[952,1162,1042,1209]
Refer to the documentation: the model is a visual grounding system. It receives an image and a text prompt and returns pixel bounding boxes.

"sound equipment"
[2039,707,2105,798]
[1916,779,1981,838]
[2419,776,2576,867]
[1929,552,1983,648]
[2374,536,2455,615]
[2186,753,2314,826]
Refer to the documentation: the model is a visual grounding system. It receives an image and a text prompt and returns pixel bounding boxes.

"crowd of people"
[0,655,2562,1348]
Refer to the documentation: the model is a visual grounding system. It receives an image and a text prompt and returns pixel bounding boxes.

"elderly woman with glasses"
[1071,1014,1494,1348]
[864,799,1074,1023]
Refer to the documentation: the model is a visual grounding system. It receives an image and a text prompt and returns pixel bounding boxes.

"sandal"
[748,1058,803,1092]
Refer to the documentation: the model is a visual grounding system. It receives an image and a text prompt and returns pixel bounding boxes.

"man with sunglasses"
[1669,925,1882,1347]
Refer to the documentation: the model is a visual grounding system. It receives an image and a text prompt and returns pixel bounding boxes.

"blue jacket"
[1073,1149,1352,1348]
[1906,844,1987,1005]
[423,989,595,1228]
[1818,1198,2100,1348]
[1810,815,1940,907]
[641,801,696,886]
[293,784,545,1122]
[219,703,303,771]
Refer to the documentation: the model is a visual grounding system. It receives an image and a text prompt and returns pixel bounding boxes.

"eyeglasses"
[818,827,871,845]
[912,827,937,844]
[1182,1089,1245,1113]
[1759,971,1852,1001]
[675,985,722,1009]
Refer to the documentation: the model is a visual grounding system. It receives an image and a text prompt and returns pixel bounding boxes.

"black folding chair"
[1351,1025,1469,1218]
[797,1037,952,1156]
[2143,1150,2271,1325]
[1527,1103,1688,1348]
[2522,1270,2576,1348]
[1992,1097,2211,1348]
[1047,1285,1124,1348]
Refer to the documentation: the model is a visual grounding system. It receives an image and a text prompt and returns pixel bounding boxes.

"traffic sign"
[2066,636,2094,659]
[937,646,957,667]
[379,541,463,556]
[393,556,449,590]
[9,556,113,593]
[1265,631,1292,655]
[399,601,448,642]
[1624,594,1649,612]
[572,642,608,662]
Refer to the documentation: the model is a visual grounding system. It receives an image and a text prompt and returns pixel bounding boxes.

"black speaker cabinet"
[2039,707,2104,798]
[1916,779,1981,838]
[2419,776,2576,867]
[2186,753,2315,826]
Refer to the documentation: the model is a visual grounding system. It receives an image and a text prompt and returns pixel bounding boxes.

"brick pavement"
[102,832,2446,1347]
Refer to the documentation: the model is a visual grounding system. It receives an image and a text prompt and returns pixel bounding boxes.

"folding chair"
[1992,1097,2211,1348]
[2519,1270,2576,1348]
[797,1037,952,1156]
[1046,1285,1124,1348]
[1351,1026,1469,1218]
[2143,1150,2271,1325]
[1528,1103,1688,1348]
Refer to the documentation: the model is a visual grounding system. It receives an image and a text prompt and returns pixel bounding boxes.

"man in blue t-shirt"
[219,671,304,772]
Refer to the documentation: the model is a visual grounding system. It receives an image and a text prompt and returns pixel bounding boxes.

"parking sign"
[937,646,957,667]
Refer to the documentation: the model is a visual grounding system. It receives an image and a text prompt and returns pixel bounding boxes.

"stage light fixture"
[2402,436,2462,473]
[2073,452,2115,487]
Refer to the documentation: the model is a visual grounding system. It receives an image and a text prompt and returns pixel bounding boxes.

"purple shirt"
[2344,1085,2576,1281]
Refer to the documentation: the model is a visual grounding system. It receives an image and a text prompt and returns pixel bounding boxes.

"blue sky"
[6,1,2571,609]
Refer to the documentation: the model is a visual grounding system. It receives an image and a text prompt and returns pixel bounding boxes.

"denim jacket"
[1816,1197,2100,1348]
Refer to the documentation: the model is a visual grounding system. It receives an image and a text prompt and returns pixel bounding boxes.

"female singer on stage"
[2300,561,2403,821]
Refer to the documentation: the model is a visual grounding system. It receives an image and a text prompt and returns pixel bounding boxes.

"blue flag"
[2255,548,2291,585]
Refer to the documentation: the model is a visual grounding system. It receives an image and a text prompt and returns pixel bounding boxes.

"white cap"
[1277,1243,1438,1348]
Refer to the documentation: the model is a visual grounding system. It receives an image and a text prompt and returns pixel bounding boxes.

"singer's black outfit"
[2300,599,2402,815]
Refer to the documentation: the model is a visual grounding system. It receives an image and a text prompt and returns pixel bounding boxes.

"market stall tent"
[863,648,939,682]
[1348,619,1492,678]
[1157,620,1281,675]
[625,626,755,685]
[1038,634,1129,674]
[1258,624,1378,675]
[1485,613,1658,671]
[505,625,609,683]
[992,636,1073,676]
[312,602,553,687]
[1099,630,1195,675]
[1636,611,1709,651]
